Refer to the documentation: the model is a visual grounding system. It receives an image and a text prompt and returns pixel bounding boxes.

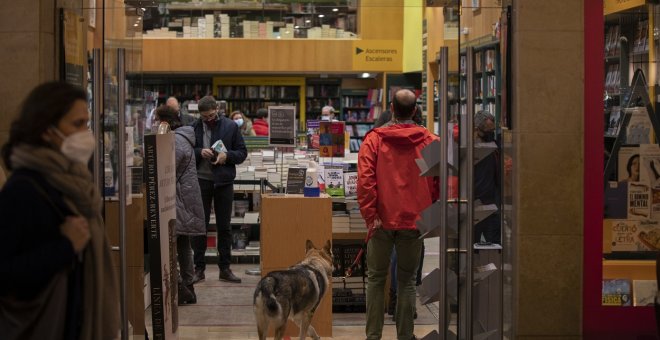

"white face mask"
[321,115,331,121]
[52,127,96,164]
[234,118,244,127]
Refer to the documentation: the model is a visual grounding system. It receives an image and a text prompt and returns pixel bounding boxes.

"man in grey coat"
[155,105,206,304]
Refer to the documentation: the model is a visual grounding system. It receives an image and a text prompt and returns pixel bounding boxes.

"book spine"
[145,135,165,337]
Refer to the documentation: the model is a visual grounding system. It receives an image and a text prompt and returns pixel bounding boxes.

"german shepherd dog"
[253,240,333,340]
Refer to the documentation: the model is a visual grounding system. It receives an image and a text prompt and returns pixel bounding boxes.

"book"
[625,107,652,145]
[343,172,358,198]
[640,144,660,219]
[602,279,632,306]
[633,280,657,306]
[609,219,660,252]
[212,139,227,154]
[324,166,345,197]
[618,146,640,182]
[628,181,651,220]
[319,121,346,157]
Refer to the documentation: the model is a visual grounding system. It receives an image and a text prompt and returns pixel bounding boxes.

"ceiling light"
[305,19,311,23]
[332,8,339,12]
[133,23,139,27]
[318,14,324,18]
[294,25,300,29]
[361,73,370,78]
[141,7,146,11]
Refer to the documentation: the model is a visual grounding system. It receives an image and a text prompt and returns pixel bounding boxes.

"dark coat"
[192,115,248,186]
[174,126,206,236]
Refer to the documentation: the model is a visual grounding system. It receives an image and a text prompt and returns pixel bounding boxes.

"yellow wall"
[403,0,423,72]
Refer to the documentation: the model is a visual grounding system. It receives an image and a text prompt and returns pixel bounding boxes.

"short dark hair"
[391,89,416,119]
[257,108,268,118]
[198,95,218,113]
[155,105,183,130]
[2,82,87,169]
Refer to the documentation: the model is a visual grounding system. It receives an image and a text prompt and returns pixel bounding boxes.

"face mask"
[321,115,330,121]
[52,127,96,164]
[234,118,244,127]
[479,129,495,142]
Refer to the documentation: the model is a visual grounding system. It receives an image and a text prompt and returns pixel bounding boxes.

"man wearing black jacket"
[191,96,247,283]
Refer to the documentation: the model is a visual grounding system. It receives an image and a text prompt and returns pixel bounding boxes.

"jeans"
[177,235,194,286]
[390,244,425,295]
[366,229,422,340]
[191,179,234,271]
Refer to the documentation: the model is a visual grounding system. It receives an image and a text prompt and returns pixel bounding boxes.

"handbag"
[0,177,71,340]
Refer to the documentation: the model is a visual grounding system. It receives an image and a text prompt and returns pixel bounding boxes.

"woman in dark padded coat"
[0,82,119,339]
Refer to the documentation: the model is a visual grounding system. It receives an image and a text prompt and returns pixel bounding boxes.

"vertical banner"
[268,106,296,147]
[145,133,178,339]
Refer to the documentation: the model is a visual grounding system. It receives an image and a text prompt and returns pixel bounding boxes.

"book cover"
[628,182,651,220]
[610,219,660,252]
[604,181,628,219]
[344,171,358,198]
[640,144,660,219]
[633,280,657,306]
[145,133,178,338]
[602,279,632,306]
[306,120,320,150]
[324,166,345,197]
[319,121,346,157]
[625,108,652,145]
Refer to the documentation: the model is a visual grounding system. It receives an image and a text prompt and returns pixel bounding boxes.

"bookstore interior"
[18,0,660,338]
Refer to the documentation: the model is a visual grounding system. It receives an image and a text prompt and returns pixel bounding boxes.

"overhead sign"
[604,0,647,15]
[352,40,403,72]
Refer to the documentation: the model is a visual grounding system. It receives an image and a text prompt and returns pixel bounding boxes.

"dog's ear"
[323,240,332,254]
[306,239,315,252]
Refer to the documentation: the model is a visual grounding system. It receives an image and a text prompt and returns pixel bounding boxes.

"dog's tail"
[256,277,280,317]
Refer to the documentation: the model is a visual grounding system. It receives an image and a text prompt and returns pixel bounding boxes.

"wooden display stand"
[260,194,333,337]
[105,198,146,338]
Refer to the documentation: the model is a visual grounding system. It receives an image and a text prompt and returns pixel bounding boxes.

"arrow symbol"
[355,47,364,55]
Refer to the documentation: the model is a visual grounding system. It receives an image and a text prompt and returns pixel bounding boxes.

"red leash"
[344,227,377,278]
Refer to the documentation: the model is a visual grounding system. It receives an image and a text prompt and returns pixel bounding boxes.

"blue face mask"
[234,118,244,127]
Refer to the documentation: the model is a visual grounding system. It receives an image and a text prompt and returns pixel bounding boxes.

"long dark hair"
[2,82,87,169]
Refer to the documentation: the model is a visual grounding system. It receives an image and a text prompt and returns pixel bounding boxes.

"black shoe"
[193,268,205,283]
[178,284,196,305]
[219,268,242,283]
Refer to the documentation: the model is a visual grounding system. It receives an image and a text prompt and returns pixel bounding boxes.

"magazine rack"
[604,69,660,187]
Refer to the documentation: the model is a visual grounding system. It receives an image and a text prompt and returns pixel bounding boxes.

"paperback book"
[602,278,632,306]
[324,166,345,197]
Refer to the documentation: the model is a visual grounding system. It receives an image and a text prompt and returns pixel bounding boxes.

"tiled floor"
[146,238,440,339]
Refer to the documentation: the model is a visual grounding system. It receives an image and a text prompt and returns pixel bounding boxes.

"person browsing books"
[230,111,256,136]
[321,105,337,121]
[191,96,248,284]
[473,110,501,244]
[358,89,439,340]
[166,96,196,126]
[153,105,206,304]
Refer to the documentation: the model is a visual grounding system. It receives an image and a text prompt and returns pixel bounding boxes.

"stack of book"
[332,212,351,233]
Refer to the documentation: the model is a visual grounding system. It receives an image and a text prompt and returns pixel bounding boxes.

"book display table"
[260,193,333,337]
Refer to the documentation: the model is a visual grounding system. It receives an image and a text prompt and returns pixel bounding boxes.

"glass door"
[415,1,510,339]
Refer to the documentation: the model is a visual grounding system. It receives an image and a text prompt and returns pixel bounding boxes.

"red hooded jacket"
[357,124,439,230]
[253,118,269,136]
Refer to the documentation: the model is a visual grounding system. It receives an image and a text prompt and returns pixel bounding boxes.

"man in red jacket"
[358,89,438,340]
